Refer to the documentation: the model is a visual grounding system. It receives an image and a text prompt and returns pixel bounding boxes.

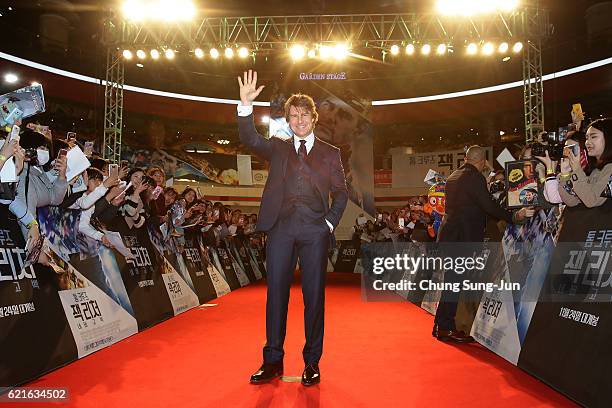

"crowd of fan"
[353,116,612,244]
[0,125,264,257]
[1,114,610,254]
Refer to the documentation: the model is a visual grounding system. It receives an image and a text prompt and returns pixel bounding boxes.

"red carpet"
[14,273,575,407]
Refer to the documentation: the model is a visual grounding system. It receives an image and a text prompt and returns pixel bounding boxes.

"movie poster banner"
[159,256,200,316]
[113,225,174,330]
[200,244,231,298]
[470,208,559,364]
[122,147,247,186]
[392,147,493,190]
[518,202,612,408]
[330,240,361,272]
[49,245,138,358]
[179,233,218,303]
[0,207,77,387]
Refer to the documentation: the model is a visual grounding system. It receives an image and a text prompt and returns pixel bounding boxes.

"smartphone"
[564,144,580,157]
[67,132,76,141]
[377,214,382,221]
[84,141,94,156]
[109,163,119,178]
[58,148,68,158]
[398,217,405,228]
[117,181,132,197]
[572,103,583,117]
[9,124,20,142]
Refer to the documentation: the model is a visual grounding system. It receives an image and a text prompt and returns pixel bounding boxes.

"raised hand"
[237,70,265,106]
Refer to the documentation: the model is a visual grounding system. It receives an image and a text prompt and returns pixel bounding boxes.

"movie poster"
[506,160,540,208]
[199,243,231,298]
[470,208,559,364]
[112,225,174,330]
[0,208,77,386]
[518,202,612,408]
[159,255,200,316]
[49,245,138,358]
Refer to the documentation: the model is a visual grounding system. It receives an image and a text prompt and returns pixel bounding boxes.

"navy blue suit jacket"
[238,114,348,235]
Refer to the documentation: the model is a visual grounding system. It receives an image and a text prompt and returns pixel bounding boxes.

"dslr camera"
[530,129,569,161]
[489,179,505,194]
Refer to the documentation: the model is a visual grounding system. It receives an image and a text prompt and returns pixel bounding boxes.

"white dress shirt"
[293,133,315,154]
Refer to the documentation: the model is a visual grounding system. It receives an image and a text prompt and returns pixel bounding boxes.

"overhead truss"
[103,8,551,154]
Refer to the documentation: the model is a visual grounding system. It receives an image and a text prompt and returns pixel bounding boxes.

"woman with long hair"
[557,118,612,208]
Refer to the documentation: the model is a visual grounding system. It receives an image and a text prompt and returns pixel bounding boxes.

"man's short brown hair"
[284,93,318,124]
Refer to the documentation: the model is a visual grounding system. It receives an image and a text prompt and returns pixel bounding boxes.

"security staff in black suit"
[237,70,348,386]
[433,146,533,342]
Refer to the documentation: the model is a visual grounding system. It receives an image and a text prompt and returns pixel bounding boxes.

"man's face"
[288,105,315,139]
[523,163,534,180]
[525,191,534,201]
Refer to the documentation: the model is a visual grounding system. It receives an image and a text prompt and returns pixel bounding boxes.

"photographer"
[9,129,68,238]
[536,131,587,204]
[555,118,612,208]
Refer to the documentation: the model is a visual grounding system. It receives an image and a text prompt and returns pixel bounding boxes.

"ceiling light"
[224,48,234,59]
[513,42,523,53]
[150,49,160,59]
[165,49,175,59]
[194,48,204,58]
[334,43,349,60]
[482,42,495,55]
[498,42,509,53]
[122,50,133,60]
[136,49,146,59]
[436,44,447,55]
[210,48,219,59]
[4,73,18,83]
[421,44,431,55]
[290,44,306,61]
[238,47,249,58]
[319,45,333,59]
[390,45,400,55]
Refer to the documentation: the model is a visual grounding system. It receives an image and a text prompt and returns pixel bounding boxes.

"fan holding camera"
[532,106,611,207]
[8,128,68,242]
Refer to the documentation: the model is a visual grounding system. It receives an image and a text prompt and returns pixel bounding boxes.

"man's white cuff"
[237,104,253,117]
[325,219,334,232]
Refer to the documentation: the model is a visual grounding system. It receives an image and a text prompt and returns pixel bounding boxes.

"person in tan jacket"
[557,118,612,208]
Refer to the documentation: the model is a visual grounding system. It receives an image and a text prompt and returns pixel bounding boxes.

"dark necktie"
[298,139,307,161]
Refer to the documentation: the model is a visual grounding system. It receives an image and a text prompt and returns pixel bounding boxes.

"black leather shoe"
[250,362,283,384]
[435,329,475,343]
[301,364,320,386]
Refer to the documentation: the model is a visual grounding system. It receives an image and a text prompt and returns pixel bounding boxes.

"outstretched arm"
[237,70,273,160]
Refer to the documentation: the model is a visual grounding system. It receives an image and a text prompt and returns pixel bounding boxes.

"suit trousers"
[263,208,330,365]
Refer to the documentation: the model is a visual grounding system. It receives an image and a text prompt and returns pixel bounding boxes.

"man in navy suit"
[237,70,348,386]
